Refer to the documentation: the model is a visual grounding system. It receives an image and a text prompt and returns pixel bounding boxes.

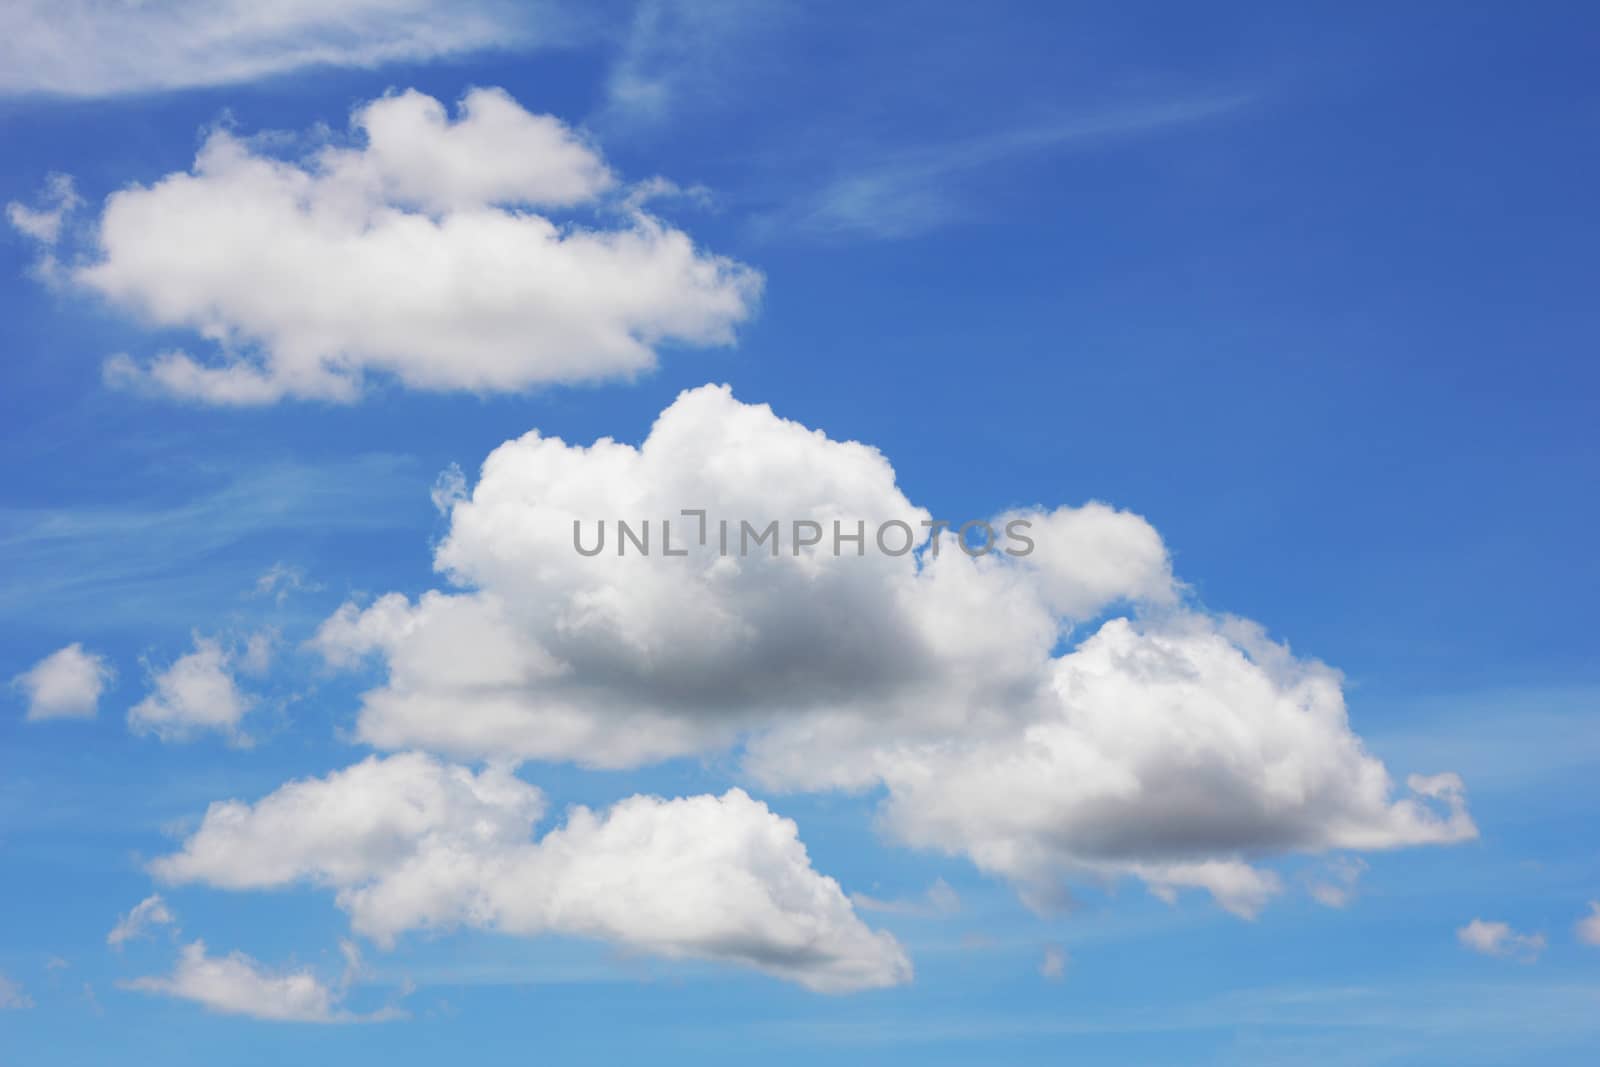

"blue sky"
[2,2,1598,1063]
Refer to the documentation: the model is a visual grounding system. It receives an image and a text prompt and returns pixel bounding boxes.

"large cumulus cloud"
[11,88,760,403]
[314,384,1175,764]
[312,384,1476,916]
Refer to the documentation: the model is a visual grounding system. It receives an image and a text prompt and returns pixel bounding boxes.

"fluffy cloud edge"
[306,383,1475,921]
[128,634,256,743]
[150,753,911,994]
[13,642,113,721]
[0,1,549,98]
[108,894,178,949]
[1574,902,1600,947]
[13,88,762,405]
[1458,918,1546,962]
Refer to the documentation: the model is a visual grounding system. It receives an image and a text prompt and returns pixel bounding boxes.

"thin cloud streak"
[0,454,424,628]
[755,94,1253,241]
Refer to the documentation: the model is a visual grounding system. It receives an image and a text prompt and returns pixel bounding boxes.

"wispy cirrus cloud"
[0,0,568,98]
[600,0,787,126]
[0,453,423,629]
[128,633,260,744]
[11,88,761,405]
[755,95,1253,241]
[107,894,178,949]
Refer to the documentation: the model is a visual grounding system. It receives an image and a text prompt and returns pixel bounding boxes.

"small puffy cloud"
[0,973,32,1010]
[254,563,321,604]
[30,88,759,404]
[1039,944,1068,981]
[124,941,393,1023]
[152,753,910,993]
[128,635,253,743]
[1307,857,1369,909]
[1575,902,1600,947]
[1458,919,1546,962]
[13,642,113,721]
[6,172,79,244]
[312,385,1473,919]
[0,1,542,97]
[239,630,278,677]
[107,895,177,949]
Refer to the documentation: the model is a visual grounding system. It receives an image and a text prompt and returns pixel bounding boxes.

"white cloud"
[0,973,32,1010]
[1458,919,1546,962]
[152,753,910,993]
[124,941,394,1023]
[0,1,550,97]
[128,635,253,743]
[1575,902,1600,947]
[23,88,760,404]
[313,384,1175,767]
[107,894,178,949]
[152,753,542,892]
[865,617,1474,918]
[12,642,113,721]
[5,173,79,244]
[1307,857,1368,909]
[312,384,1474,917]
[1039,944,1067,981]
